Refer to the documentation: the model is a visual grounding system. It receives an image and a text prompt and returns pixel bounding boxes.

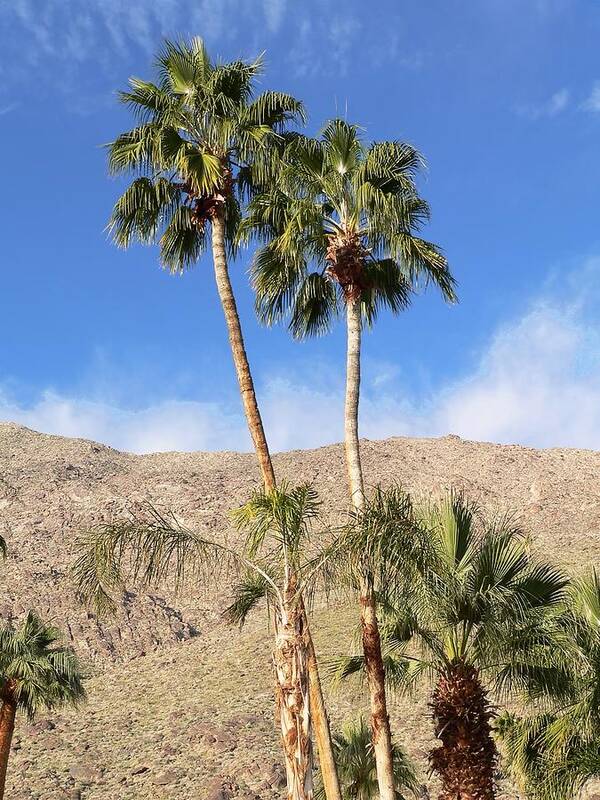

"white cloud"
[581,81,600,113]
[2,262,600,454]
[517,88,570,119]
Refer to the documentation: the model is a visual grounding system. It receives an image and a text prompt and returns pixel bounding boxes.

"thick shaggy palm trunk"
[274,588,314,800]
[210,212,276,491]
[430,662,497,800]
[345,298,397,800]
[0,697,17,800]
[211,211,340,799]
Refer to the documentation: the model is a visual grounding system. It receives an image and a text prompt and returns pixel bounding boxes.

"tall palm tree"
[106,41,341,797]
[315,716,419,800]
[243,119,456,800]
[0,612,85,799]
[75,484,336,800]
[498,569,600,800]
[107,36,304,490]
[334,492,568,800]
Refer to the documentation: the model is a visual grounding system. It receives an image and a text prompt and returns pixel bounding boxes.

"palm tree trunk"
[430,662,496,800]
[345,297,397,800]
[210,212,276,491]
[305,621,343,800]
[344,298,365,510]
[274,589,314,800]
[211,211,341,798]
[0,697,17,800]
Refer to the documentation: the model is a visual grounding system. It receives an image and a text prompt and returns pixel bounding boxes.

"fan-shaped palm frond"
[498,569,600,799]
[245,117,455,337]
[335,489,569,800]
[107,36,304,272]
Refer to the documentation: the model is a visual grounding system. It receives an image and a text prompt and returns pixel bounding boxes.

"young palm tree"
[107,36,304,490]
[106,43,342,798]
[334,492,568,800]
[75,484,336,800]
[243,120,455,800]
[315,716,419,800]
[0,612,85,799]
[498,569,600,800]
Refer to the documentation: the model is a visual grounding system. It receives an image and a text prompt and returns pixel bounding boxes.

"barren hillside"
[1,422,599,800]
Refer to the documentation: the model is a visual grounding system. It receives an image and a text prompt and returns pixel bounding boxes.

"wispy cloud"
[3,260,600,454]
[581,81,600,113]
[516,88,570,119]
[0,103,17,115]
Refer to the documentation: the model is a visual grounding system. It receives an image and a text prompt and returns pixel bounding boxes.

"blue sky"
[1,0,600,453]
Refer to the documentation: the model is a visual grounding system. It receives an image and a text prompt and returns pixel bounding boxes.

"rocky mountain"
[1,422,599,799]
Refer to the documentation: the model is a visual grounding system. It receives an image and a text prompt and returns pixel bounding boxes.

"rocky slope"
[1,422,599,799]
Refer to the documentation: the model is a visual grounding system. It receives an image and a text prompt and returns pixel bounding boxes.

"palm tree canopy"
[334,491,568,697]
[242,118,456,337]
[107,36,305,271]
[225,482,338,625]
[316,716,419,800]
[498,569,600,800]
[0,612,85,719]
[73,483,334,622]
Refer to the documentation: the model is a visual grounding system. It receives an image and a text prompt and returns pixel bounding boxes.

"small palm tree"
[0,612,85,799]
[75,484,335,800]
[315,716,419,800]
[107,36,304,490]
[243,120,455,800]
[334,492,568,800]
[498,569,600,800]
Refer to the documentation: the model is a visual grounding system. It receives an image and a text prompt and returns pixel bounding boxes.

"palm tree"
[75,484,335,800]
[498,569,600,800]
[106,44,342,798]
[243,121,455,800]
[334,492,568,800]
[0,612,85,799]
[107,36,304,491]
[315,716,419,800]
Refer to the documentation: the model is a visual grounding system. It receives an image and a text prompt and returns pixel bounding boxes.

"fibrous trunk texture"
[0,694,17,800]
[360,586,398,800]
[210,211,276,490]
[274,586,314,800]
[430,662,497,800]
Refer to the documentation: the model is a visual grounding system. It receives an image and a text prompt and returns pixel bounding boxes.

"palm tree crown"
[108,36,305,270]
[0,612,85,719]
[243,118,456,337]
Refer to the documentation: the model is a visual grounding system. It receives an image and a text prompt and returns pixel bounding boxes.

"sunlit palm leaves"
[243,118,455,338]
[0,612,85,720]
[107,36,304,272]
[498,569,600,800]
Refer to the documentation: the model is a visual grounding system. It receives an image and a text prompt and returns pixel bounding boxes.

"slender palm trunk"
[210,212,276,491]
[210,211,341,799]
[305,620,342,800]
[344,298,365,509]
[345,297,397,800]
[274,583,314,800]
[0,697,17,800]
[430,662,497,800]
